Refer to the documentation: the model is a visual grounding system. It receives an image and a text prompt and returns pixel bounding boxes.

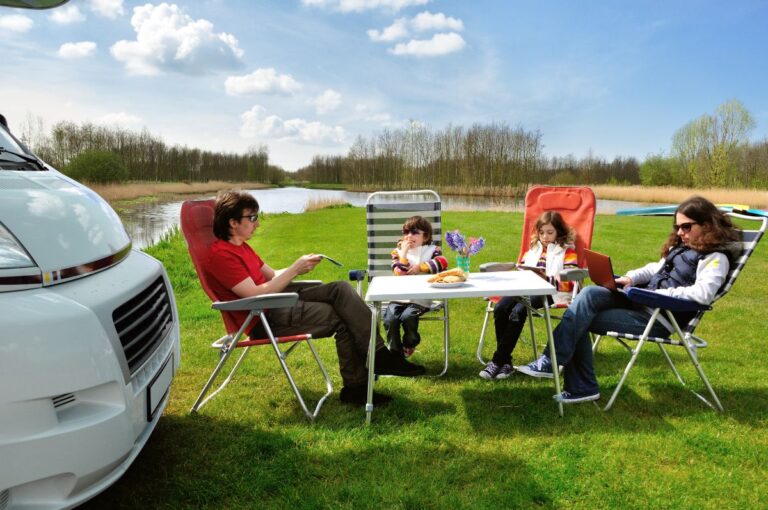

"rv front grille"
[112,276,173,374]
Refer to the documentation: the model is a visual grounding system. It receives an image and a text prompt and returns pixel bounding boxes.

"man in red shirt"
[206,190,425,406]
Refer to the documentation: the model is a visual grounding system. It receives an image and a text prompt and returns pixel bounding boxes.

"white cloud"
[240,105,346,145]
[301,0,430,13]
[368,11,464,43]
[411,11,463,32]
[367,18,408,42]
[49,5,86,25]
[389,32,465,57]
[97,112,143,127]
[110,3,244,76]
[313,89,342,114]
[58,41,97,59]
[225,68,302,96]
[88,0,125,19]
[354,104,395,125]
[0,15,33,33]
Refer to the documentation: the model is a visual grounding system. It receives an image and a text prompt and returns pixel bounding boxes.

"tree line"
[294,122,641,194]
[18,117,286,184]
[296,99,766,191]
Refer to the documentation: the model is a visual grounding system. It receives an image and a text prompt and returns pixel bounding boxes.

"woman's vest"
[640,246,704,328]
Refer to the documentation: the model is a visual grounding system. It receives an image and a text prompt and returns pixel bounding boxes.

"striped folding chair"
[476,186,594,364]
[180,199,333,421]
[594,210,767,411]
[349,190,450,375]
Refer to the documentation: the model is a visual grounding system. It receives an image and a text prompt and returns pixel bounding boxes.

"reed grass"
[590,185,768,208]
[81,206,768,510]
[87,181,271,202]
[303,198,350,212]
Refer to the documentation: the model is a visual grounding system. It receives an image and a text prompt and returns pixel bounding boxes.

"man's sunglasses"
[241,214,261,222]
[673,222,698,233]
[402,228,424,235]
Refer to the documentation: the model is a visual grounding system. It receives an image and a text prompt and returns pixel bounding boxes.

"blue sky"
[1,0,767,171]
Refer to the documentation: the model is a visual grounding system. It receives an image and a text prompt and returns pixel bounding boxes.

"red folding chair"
[476,186,596,363]
[180,199,332,420]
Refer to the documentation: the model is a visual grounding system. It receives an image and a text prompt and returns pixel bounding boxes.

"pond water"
[118,187,650,249]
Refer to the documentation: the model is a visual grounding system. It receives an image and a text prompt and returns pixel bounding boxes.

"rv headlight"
[0,222,36,268]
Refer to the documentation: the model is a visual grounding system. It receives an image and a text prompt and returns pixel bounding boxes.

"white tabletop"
[365,270,556,302]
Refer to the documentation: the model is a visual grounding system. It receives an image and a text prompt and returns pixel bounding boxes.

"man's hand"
[292,254,322,275]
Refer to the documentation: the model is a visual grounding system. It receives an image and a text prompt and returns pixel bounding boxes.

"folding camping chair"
[593,210,766,411]
[476,185,594,364]
[349,190,451,375]
[180,199,333,421]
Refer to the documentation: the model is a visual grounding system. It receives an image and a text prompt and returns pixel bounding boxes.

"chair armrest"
[559,268,589,282]
[212,293,299,312]
[479,262,517,273]
[349,269,367,281]
[624,287,711,312]
[284,280,323,292]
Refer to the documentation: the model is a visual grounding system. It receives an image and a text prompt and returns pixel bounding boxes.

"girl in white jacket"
[480,211,578,380]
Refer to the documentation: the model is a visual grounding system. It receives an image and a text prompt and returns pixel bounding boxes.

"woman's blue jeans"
[544,286,670,396]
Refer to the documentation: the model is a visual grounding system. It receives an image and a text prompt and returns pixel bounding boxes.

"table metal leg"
[365,300,380,424]
[542,301,563,416]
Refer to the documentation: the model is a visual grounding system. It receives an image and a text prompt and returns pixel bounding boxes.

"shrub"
[63,149,128,183]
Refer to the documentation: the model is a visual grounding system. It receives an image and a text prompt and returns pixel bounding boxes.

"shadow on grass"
[461,375,768,439]
[81,411,554,510]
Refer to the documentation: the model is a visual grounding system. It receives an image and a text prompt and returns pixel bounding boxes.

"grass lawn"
[83,207,768,509]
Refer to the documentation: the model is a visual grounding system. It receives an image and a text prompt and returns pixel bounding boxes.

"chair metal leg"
[261,314,332,421]
[527,303,538,360]
[592,334,602,354]
[191,314,255,413]
[603,309,661,411]
[476,300,494,365]
[665,312,724,412]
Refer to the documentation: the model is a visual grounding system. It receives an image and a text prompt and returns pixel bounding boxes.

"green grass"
[83,208,768,509]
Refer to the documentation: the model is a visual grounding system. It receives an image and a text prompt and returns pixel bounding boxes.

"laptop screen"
[584,249,617,291]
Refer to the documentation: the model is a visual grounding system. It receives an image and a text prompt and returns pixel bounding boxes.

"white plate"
[429,281,467,288]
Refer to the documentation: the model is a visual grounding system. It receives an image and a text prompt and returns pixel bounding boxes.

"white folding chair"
[349,190,450,375]
[593,210,766,411]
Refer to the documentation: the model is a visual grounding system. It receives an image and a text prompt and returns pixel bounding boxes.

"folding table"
[365,270,560,423]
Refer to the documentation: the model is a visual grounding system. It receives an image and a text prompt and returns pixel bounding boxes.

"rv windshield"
[0,126,45,170]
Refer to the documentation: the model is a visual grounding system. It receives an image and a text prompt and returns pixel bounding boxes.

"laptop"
[584,249,624,292]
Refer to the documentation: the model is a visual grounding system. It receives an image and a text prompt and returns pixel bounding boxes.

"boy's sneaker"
[496,363,514,379]
[553,390,600,404]
[402,347,415,358]
[479,361,501,380]
[516,355,554,379]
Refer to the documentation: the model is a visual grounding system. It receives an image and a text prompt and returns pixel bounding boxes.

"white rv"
[0,111,180,509]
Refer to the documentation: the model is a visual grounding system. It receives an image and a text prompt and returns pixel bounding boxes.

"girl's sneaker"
[495,363,514,379]
[479,361,501,380]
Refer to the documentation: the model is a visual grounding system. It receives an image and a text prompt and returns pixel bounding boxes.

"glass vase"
[456,255,471,274]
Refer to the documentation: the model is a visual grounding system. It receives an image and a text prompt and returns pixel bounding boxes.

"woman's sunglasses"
[402,228,424,235]
[673,222,698,233]
[241,214,260,222]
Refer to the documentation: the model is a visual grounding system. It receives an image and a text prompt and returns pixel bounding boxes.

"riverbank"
[89,181,767,209]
